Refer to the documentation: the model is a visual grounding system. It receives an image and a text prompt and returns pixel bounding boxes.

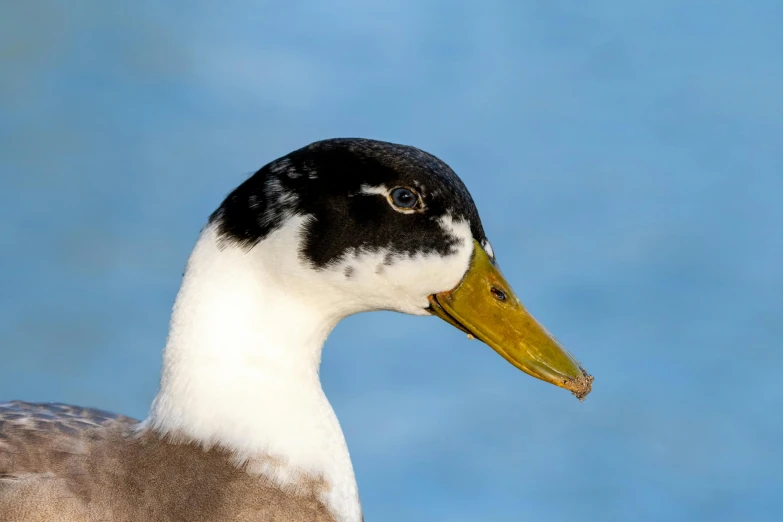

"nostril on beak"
[490,287,507,302]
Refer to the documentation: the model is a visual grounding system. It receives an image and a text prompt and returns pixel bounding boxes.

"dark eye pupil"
[391,188,418,208]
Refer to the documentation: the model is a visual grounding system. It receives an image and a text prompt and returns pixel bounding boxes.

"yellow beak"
[429,241,593,400]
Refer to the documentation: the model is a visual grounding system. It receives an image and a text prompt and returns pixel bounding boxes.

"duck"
[0,138,592,522]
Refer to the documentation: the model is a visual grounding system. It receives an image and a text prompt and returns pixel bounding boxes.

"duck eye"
[390,187,420,210]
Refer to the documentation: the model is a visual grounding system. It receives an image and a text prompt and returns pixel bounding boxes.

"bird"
[0,138,592,522]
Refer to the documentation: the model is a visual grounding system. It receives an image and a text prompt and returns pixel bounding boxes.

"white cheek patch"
[312,215,474,315]
[320,249,471,315]
[253,213,474,317]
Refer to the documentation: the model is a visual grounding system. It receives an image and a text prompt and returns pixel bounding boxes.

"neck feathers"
[147,222,361,522]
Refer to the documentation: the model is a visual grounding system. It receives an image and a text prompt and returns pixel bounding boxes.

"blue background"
[2,2,781,520]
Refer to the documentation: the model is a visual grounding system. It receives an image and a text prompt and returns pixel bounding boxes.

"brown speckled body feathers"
[0,402,335,522]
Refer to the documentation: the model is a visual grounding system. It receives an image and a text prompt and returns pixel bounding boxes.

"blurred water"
[1,1,781,521]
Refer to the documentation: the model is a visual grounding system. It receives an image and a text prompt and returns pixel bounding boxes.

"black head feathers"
[210,138,487,268]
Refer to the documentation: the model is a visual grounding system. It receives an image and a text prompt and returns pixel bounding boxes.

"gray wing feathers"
[0,401,138,521]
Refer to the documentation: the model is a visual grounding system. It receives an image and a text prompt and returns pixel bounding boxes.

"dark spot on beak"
[344,266,355,279]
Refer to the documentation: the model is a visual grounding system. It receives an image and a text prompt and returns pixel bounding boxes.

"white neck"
[147,223,362,522]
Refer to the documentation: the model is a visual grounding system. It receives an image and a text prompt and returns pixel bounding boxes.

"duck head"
[209,138,592,399]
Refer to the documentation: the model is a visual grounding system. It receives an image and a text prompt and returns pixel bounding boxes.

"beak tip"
[565,367,593,401]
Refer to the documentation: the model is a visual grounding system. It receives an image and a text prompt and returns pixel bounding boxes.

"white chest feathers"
[147,214,473,522]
